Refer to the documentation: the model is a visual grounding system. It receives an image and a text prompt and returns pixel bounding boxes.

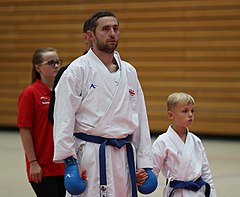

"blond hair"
[167,92,195,111]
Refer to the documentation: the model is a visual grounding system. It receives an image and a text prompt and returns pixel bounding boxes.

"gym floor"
[1,131,239,197]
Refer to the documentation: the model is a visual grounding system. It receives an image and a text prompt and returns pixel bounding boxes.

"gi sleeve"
[131,76,153,169]
[200,142,217,197]
[53,62,83,163]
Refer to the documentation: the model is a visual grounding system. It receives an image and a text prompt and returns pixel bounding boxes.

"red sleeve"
[17,88,35,128]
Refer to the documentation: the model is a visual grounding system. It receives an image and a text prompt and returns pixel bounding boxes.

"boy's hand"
[78,165,87,180]
[136,168,148,186]
[138,169,158,194]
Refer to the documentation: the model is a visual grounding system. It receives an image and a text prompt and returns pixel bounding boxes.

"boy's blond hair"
[167,92,195,111]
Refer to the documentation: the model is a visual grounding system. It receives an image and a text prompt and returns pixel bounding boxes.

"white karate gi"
[53,49,153,197]
[152,126,217,197]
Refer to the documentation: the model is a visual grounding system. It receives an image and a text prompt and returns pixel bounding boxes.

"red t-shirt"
[18,80,65,181]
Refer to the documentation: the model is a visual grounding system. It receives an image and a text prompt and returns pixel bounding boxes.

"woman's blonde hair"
[167,92,195,111]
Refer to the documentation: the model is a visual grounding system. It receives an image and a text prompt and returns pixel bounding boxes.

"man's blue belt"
[169,176,210,197]
[74,133,138,197]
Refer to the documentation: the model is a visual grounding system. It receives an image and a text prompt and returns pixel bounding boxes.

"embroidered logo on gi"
[65,174,71,178]
[41,97,49,104]
[129,89,135,96]
[90,83,97,89]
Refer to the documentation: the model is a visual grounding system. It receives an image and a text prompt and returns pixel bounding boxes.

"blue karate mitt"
[138,168,158,194]
[64,156,86,195]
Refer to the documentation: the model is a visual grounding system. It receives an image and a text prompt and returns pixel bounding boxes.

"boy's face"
[167,103,195,128]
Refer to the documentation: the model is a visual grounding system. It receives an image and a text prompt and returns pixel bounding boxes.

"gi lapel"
[177,129,194,179]
[87,49,118,93]
[168,127,194,179]
[93,51,127,133]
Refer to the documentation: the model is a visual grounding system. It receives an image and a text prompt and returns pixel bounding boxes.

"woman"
[18,48,66,197]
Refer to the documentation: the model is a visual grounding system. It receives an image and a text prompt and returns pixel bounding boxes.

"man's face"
[93,16,119,54]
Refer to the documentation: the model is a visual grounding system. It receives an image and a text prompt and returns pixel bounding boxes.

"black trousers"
[30,176,66,197]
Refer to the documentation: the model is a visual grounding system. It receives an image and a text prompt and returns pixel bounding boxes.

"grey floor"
[1,131,239,197]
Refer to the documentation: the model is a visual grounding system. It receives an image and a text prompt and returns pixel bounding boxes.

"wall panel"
[0,0,239,136]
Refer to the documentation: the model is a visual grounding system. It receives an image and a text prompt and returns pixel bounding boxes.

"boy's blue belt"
[169,176,210,197]
[74,133,137,197]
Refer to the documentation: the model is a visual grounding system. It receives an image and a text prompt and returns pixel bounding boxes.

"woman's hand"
[30,161,43,183]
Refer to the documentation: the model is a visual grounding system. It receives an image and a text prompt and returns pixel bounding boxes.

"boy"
[152,92,216,197]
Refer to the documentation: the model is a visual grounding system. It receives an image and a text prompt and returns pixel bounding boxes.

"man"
[53,10,156,197]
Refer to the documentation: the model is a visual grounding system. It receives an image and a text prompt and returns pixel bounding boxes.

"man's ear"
[167,111,174,120]
[83,32,88,40]
[86,30,94,40]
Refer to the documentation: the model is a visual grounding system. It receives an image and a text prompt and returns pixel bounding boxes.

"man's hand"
[64,156,86,195]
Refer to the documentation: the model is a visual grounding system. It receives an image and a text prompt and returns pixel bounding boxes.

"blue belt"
[74,133,137,197]
[169,176,210,197]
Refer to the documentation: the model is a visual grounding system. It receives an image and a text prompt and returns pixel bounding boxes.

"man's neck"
[93,49,118,72]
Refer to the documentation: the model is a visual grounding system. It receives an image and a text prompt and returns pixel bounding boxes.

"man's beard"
[96,38,118,54]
